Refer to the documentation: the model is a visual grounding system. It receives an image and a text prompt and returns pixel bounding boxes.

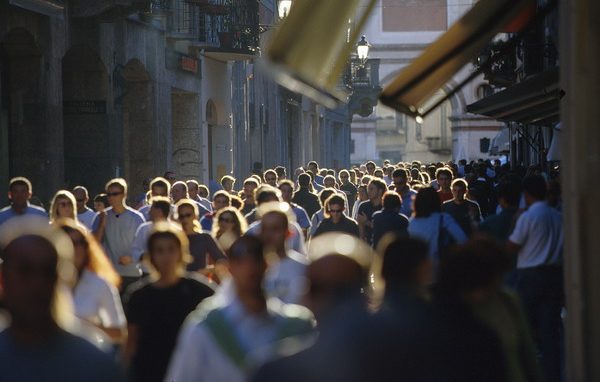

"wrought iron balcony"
[193,0,260,60]
[70,0,150,18]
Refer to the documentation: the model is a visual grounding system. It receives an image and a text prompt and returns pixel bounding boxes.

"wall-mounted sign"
[63,100,106,114]
[166,49,201,77]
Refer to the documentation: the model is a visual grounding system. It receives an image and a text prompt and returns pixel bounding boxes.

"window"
[480,137,491,153]
[350,139,355,154]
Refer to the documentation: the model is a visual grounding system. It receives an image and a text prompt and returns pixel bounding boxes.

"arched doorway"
[0,28,43,195]
[62,44,109,195]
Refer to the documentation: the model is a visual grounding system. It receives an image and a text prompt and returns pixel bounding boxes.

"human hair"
[151,196,172,218]
[230,195,244,211]
[496,177,522,206]
[324,194,345,218]
[72,186,89,199]
[298,173,311,187]
[437,236,510,296]
[198,184,209,199]
[9,176,32,193]
[228,235,264,262]
[392,168,409,179]
[221,175,236,186]
[212,206,248,239]
[244,177,260,188]
[413,187,441,217]
[277,179,295,190]
[250,175,262,185]
[255,185,281,205]
[176,198,200,220]
[146,223,192,277]
[381,236,429,287]
[451,178,468,190]
[150,177,171,194]
[366,161,376,169]
[522,175,547,200]
[275,166,286,179]
[172,181,189,196]
[49,190,78,223]
[58,220,121,288]
[338,169,350,182]
[369,178,388,194]
[318,188,337,207]
[263,169,277,182]
[105,178,127,194]
[435,167,453,181]
[262,209,289,230]
[213,190,231,204]
[382,191,402,210]
[93,193,109,208]
[308,160,319,169]
[323,175,337,186]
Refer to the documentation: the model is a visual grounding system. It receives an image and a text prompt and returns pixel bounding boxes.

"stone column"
[560,0,600,381]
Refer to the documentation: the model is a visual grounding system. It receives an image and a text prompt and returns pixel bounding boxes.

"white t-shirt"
[73,270,126,329]
[509,201,563,269]
[264,250,308,305]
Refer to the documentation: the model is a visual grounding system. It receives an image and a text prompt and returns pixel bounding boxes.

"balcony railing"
[196,0,260,57]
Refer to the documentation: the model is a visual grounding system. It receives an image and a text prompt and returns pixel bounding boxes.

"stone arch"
[62,44,110,195]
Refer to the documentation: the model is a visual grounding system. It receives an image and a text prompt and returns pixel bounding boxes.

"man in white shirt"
[164,235,314,382]
[73,186,97,231]
[92,178,145,292]
[508,175,563,382]
[260,206,308,305]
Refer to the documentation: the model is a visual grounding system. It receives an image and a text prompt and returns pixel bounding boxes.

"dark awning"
[466,68,562,125]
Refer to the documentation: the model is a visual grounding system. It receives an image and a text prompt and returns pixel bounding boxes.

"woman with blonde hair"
[175,199,226,272]
[57,219,126,343]
[123,222,215,382]
[49,190,79,224]
[211,206,247,251]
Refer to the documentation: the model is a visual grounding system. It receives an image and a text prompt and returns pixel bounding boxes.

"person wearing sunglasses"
[212,206,248,252]
[312,194,359,238]
[176,199,226,273]
[49,190,88,233]
[91,178,146,292]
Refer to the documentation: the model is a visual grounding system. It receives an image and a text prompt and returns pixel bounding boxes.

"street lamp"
[278,0,292,19]
[357,35,370,62]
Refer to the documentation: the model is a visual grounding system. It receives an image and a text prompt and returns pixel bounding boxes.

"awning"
[379,0,535,119]
[466,68,562,125]
[9,0,65,18]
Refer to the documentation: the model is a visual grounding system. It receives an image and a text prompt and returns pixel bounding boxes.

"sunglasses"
[265,178,277,182]
[57,202,71,207]
[107,191,123,197]
[75,198,86,203]
[178,213,194,220]
[329,209,344,214]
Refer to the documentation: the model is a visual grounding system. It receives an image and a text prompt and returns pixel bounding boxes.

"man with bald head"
[0,225,124,381]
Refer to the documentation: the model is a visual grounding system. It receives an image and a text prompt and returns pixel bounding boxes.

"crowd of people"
[0,158,564,382]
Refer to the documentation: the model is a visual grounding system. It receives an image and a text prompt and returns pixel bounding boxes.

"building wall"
[352,0,503,166]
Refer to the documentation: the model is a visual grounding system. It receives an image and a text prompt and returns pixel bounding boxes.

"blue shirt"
[0,203,48,226]
[0,329,124,382]
[408,212,467,261]
[291,204,311,230]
